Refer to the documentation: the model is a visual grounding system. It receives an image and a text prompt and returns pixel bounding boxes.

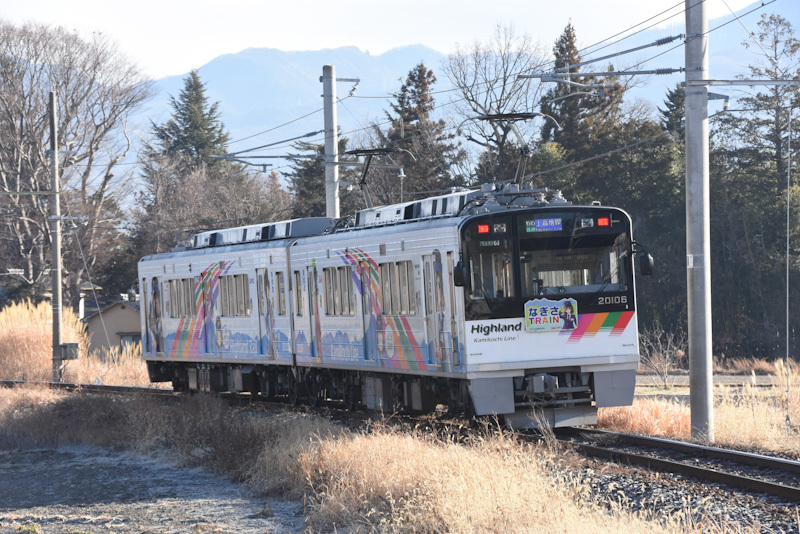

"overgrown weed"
[0,299,153,386]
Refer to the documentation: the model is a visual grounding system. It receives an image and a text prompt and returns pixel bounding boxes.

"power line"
[228,106,325,145]
[224,0,777,172]
[224,2,701,146]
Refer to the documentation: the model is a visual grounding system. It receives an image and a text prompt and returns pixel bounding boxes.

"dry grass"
[715,359,800,454]
[714,356,777,375]
[602,359,800,455]
[0,387,743,533]
[599,397,691,439]
[66,342,153,387]
[290,424,728,533]
[0,299,152,386]
[0,300,87,381]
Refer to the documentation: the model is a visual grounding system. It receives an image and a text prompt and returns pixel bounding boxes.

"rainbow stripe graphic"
[338,248,427,370]
[167,261,232,358]
[566,311,634,343]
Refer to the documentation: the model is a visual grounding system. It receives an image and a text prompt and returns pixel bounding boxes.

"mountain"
[141,45,448,159]
[137,5,798,166]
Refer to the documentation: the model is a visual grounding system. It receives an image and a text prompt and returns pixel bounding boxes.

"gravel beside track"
[571,462,800,532]
[0,446,304,533]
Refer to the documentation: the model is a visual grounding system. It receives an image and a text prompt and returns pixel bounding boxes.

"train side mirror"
[453,261,467,287]
[639,253,654,276]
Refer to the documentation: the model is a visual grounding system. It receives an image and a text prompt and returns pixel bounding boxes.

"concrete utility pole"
[685,0,714,440]
[321,65,340,219]
[49,91,63,383]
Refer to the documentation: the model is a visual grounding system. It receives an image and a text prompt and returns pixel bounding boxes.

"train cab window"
[294,270,303,315]
[463,217,515,301]
[519,231,629,298]
[276,272,286,315]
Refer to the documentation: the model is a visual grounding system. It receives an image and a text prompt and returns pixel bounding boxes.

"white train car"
[139,183,651,427]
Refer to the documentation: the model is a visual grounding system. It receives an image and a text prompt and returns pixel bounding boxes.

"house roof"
[82,298,140,322]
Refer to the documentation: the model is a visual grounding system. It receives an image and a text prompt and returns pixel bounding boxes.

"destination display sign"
[526,217,563,232]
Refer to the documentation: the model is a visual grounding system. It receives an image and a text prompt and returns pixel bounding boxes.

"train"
[138,182,652,428]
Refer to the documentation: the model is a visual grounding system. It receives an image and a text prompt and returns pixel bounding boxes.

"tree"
[444,25,549,182]
[0,20,153,304]
[538,23,627,160]
[286,139,363,218]
[660,83,685,141]
[706,13,800,358]
[150,70,230,167]
[129,70,289,276]
[368,63,467,203]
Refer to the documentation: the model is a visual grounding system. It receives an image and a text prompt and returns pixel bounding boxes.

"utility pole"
[49,91,63,383]
[685,0,714,440]
[321,65,339,219]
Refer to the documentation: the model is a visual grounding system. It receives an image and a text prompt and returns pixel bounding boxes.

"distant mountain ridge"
[144,45,449,157]
[141,5,799,162]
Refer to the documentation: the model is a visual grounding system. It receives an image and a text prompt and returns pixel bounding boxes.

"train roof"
[165,183,577,255]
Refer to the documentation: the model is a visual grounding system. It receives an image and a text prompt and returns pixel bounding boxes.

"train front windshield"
[461,209,633,319]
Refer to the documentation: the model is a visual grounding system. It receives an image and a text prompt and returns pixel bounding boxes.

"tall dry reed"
[67,342,153,387]
[0,300,87,381]
[599,397,691,438]
[291,425,710,533]
[0,299,153,386]
[601,360,799,455]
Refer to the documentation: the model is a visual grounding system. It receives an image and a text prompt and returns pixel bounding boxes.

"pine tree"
[539,23,626,159]
[151,70,230,166]
[370,63,466,201]
[286,139,363,218]
[660,84,685,140]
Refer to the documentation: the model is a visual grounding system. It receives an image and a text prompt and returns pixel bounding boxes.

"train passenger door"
[422,251,446,368]
[447,252,464,369]
[256,268,276,358]
[200,270,213,355]
[307,264,322,362]
[360,261,377,360]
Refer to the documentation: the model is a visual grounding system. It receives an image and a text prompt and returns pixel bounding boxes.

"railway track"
[5,379,799,504]
[0,379,176,397]
[555,427,800,503]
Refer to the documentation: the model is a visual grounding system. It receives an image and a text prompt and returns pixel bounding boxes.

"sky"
[0,0,780,79]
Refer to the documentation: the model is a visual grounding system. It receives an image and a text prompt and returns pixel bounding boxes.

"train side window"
[380,262,394,313]
[379,261,414,315]
[168,279,177,318]
[276,272,286,315]
[183,278,195,318]
[424,262,432,314]
[323,266,354,316]
[339,266,354,316]
[234,274,249,316]
[219,274,251,317]
[294,270,304,315]
[219,276,230,316]
[398,260,414,315]
[324,267,336,315]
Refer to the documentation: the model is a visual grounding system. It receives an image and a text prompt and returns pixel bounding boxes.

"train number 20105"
[597,296,628,305]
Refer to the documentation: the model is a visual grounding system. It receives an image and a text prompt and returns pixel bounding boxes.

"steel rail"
[557,427,800,475]
[556,427,800,502]
[0,379,175,397]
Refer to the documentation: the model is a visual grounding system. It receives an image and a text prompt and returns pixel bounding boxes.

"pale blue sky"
[1,0,771,78]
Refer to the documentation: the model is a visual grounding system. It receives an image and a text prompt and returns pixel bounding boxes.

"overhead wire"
[224,0,778,178]
[224,0,697,148]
